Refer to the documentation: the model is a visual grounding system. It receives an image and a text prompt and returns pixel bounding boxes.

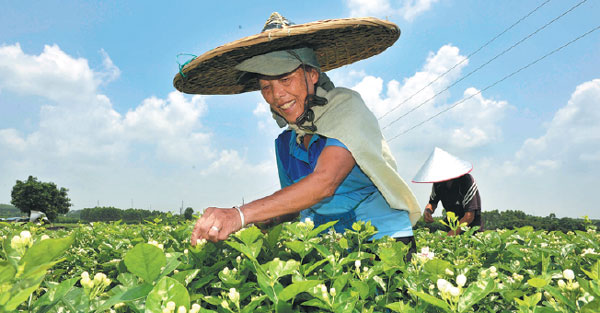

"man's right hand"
[423,204,435,223]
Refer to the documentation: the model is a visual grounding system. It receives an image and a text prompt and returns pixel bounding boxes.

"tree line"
[415,209,599,233]
[76,206,195,223]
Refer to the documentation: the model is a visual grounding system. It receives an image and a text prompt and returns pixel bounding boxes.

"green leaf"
[378,241,409,268]
[0,261,15,283]
[386,301,417,313]
[123,243,166,283]
[172,269,200,287]
[279,280,322,301]
[527,277,548,288]
[31,277,78,312]
[145,276,190,313]
[543,285,577,312]
[350,280,369,300]
[301,298,329,310]
[285,241,312,258]
[235,226,264,246]
[263,258,300,279]
[4,276,44,311]
[241,294,267,313]
[226,240,263,261]
[304,259,327,276]
[157,253,182,280]
[582,260,599,280]
[265,224,283,250]
[581,299,600,313]
[408,289,451,312]
[333,273,350,293]
[95,283,154,312]
[20,235,74,276]
[458,278,496,312]
[308,220,338,238]
[423,259,452,277]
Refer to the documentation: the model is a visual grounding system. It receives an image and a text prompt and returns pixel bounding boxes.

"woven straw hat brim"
[173,17,400,95]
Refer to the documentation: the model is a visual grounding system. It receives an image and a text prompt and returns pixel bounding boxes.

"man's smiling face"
[259,67,319,123]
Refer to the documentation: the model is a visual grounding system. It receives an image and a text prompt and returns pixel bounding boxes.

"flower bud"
[456,274,467,287]
[562,269,575,281]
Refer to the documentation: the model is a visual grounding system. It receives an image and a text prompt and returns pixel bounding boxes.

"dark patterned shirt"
[429,174,483,229]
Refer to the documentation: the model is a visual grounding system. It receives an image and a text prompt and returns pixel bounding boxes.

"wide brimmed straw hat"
[412,147,473,183]
[173,12,400,95]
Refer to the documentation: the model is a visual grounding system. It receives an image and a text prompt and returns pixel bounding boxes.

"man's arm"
[191,145,355,243]
[424,185,439,223]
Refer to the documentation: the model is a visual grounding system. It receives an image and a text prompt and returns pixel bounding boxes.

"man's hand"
[423,204,435,223]
[190,207,243,245]
[447,229,459,236]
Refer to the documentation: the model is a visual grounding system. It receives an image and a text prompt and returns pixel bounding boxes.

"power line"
[380,0,589,131]
[377,0,553,121]
[387,23,600,142]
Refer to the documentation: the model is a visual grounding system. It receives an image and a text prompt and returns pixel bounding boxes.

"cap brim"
[173,17,400,95]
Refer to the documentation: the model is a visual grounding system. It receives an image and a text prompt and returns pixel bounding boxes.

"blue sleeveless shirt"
[275,129,413,239]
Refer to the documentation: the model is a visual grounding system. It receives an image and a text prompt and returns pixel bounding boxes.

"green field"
[1,218,599,312]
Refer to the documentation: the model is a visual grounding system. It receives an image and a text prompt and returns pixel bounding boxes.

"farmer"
[175,13,421,249]
[412,147,484,235]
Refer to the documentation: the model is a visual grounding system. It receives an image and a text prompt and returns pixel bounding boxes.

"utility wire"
[377,0,552,121]
[380,0,588,131]
[387,23,600,142]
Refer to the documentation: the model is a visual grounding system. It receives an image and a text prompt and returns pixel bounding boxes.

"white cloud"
[0,44,99,104]
[0,43,278,211]
[515,79,600,170]
[346,0,392,17]
[345,0,439,21]
[399,0,440,22]
[349,44,508,151]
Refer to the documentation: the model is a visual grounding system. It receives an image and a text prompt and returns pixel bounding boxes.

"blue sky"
[1,0,599,219]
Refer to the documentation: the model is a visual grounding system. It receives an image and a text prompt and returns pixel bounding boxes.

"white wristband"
[233,206,245,228]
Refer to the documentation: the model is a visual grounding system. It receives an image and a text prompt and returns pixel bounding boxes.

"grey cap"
[235,47,321,76]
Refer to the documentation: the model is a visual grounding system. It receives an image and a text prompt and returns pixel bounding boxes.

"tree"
[11,176,71,221]
[184,207,194,220]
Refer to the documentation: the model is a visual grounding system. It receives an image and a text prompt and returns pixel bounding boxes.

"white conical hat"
[412,147,472,183]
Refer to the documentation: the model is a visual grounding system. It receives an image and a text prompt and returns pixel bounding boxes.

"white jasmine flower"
[221,300,229,309]
[355,260,361,269]
[456,274,467,287]
[20,230,32,240]
[41,234,50,240]
[449,286,460,297]
[166,301,176,311]
[558,280,566,289]
[563,269,575,280]
[445,268,454,276]
[178,306,186,313]
[437,279,450,292]
[190,303,201,313]
[228,288,240,303]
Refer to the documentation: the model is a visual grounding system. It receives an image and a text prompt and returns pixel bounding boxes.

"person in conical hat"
[184,13,421,251]
[412,147,484,235]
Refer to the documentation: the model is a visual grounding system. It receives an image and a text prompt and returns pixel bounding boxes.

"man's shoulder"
[324,86,362,100]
